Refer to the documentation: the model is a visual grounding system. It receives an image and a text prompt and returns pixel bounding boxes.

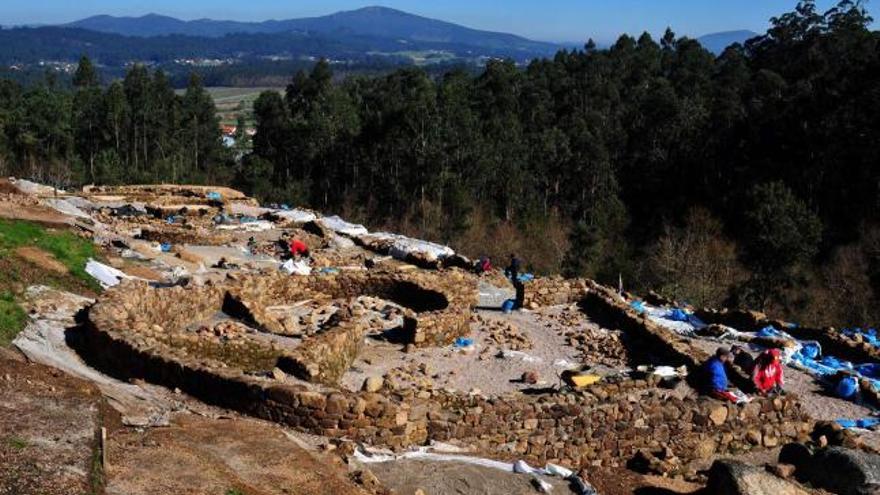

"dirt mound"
[14,246,68,274]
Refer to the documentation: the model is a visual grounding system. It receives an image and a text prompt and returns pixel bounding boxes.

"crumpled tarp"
[280,259,311,276]
[641,303,706,336]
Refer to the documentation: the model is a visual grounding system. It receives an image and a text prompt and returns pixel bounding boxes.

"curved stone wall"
[79,272,812,475]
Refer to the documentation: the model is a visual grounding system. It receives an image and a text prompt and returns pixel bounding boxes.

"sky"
[3,1,875,43]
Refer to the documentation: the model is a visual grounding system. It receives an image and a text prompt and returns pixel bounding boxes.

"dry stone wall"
[225,269,477,347]
[79,273,812,475]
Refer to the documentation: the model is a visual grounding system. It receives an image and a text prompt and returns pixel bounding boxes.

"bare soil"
[15,246,68,274]
[0,349,105,495]
[105,414,368,495]
[0,200,72,227]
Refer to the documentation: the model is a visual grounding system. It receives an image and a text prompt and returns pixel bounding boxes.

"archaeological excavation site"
[2,179,879,495]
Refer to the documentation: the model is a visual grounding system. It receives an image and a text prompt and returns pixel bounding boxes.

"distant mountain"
[66,7,559,55]
[698,30,759,54]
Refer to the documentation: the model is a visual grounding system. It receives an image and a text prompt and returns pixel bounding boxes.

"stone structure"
[77,271,813,475]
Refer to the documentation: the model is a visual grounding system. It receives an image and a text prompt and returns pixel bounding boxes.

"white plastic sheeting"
[215,220,274,232]
[364,232,455,262]
[274,208,318,224]
[319,215,369,237]
[642,304,706,336]
[280,259,312,276]
[85,259,131,289]
[10,178,64,195]
[43,198,92,219]
[354,447,597,495]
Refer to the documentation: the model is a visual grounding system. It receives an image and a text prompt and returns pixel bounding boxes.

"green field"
[176,87,285,126]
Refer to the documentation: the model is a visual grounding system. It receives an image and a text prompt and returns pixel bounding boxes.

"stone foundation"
[78,272,813,474]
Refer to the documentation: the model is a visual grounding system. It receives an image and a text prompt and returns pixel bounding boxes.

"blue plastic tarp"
[856,363,880,379]
[630,300,646,314]
[669,308,689,322]
[836,417,880,429]
[842,328,880,348]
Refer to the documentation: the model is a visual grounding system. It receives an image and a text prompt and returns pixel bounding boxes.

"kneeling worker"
[703,347,738,403]
[289,238,310,259]
[752,348,784,396]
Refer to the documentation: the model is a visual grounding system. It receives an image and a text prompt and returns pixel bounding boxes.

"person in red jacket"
[289,239,310,259]
[752,348,785,395]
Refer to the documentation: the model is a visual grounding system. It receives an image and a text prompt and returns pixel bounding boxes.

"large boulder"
[806,447,880,495]
[705,460,810,495]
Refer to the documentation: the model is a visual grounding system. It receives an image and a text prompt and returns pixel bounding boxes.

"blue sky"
[4,1,875,43]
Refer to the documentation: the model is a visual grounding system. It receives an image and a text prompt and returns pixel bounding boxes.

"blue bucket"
[502,299,515,314]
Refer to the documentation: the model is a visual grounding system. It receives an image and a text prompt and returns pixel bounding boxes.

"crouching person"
[753,348,785,396]
[703,347,739,403]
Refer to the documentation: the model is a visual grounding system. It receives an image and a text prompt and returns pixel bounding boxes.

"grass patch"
[225,489,244,495]
[0,219,99,290]
[0,292,26,347]
[7,437,27,450]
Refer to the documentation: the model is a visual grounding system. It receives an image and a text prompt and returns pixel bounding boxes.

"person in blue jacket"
[703,347,738,402]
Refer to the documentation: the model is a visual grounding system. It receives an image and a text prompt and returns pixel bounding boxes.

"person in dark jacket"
[703,347,738,402]
[505,254,521,282]
[731,345,755,374]
[505,254,524,309]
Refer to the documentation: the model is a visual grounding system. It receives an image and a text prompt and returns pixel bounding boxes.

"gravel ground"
[366,459,579,495]
[341,308,585,396]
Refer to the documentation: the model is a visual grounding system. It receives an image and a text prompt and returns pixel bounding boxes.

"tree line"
[0,57,228,187]
[0,0,878,326]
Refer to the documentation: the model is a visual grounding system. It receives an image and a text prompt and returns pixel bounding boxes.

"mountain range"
[66,7,559,56]
[0,7,758,83]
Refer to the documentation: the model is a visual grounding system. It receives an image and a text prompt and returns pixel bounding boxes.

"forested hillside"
[0,0,878,327]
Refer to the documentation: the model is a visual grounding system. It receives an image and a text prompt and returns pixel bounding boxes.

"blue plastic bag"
[206,191,222,201]
[454,337,474,348]
[630,300,646,314]
[160,243,172,253]
[835,376,859,399]
[800,342,821,360]
[757,326,782,338]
